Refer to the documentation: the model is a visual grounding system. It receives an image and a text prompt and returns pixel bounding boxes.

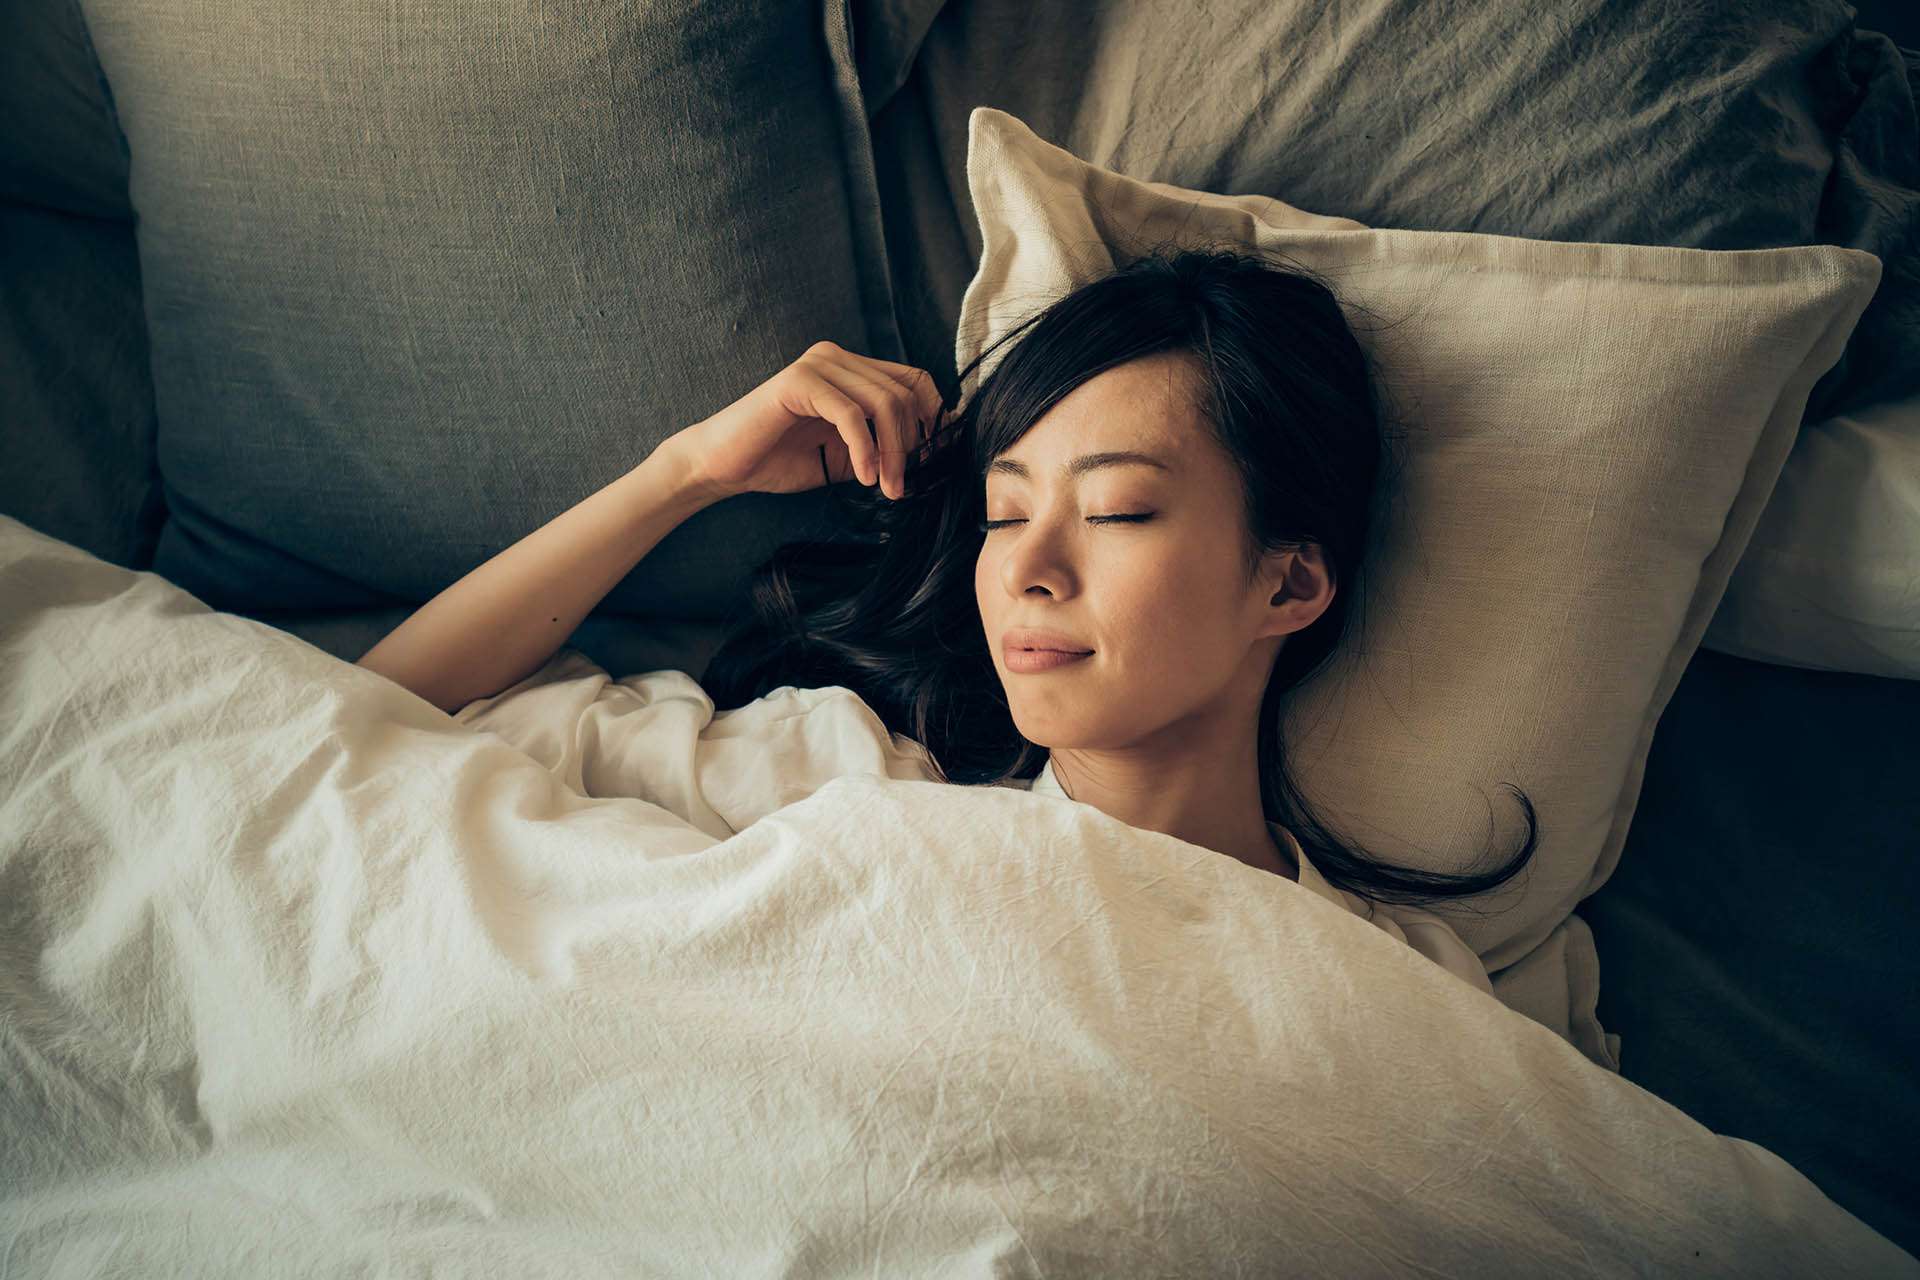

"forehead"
[988,352,1207,476]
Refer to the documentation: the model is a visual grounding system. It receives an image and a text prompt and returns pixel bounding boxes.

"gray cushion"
[863,0,1918,418]
[0,202,160,571]
[0,0,161,571]
[0,0,131,218]
[75,0,901,620]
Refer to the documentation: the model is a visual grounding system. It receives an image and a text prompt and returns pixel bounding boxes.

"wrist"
[647,431,732,510]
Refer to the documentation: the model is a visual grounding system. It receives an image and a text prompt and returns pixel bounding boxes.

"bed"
[3,0,1917,1273]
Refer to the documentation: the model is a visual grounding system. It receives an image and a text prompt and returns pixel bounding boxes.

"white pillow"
[953,106,1881,1065]
[1702,391,1920,680]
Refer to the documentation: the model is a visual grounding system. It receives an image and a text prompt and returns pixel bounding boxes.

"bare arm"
[355,442,719,715]
[355,340,941,716]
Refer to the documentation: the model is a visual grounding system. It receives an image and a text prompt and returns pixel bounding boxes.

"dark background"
[1852,0,1918,46]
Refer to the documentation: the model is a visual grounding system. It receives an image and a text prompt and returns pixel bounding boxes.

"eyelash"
[977,513,1156,532]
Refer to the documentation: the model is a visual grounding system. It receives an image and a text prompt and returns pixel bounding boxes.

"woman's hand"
[663,341,946,503]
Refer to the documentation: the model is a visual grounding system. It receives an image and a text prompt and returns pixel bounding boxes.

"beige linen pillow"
[954,106,1881,1067]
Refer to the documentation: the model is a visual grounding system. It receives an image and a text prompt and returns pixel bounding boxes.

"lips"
[1002,647,1092,674]
[1001,627,1093,655]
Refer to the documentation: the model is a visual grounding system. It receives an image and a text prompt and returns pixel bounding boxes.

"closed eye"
[978,513,1156,532]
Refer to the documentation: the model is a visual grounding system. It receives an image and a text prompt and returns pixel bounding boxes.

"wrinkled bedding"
[3,513,1914,1278]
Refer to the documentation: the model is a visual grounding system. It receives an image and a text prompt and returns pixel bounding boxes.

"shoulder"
[1368,903,1496,997]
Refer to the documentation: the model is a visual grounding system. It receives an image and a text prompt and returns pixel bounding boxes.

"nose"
[996,515,1078,601]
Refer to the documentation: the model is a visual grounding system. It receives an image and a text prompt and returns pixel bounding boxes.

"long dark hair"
[702,246,1537,911]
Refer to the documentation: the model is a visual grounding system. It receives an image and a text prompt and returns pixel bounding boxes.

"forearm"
[356,441,718,714]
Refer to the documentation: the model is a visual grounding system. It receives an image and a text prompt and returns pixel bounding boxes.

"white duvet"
[1,514,1913,1278]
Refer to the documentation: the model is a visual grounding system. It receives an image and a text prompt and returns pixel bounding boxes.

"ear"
[1258,545,1336,640]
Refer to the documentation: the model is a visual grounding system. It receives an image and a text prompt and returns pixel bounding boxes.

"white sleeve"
[452,648,939,839]
[1364,904,1498,998]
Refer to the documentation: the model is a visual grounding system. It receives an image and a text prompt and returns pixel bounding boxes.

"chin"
[1007,709,1090,752]
[1004,708,1053,748]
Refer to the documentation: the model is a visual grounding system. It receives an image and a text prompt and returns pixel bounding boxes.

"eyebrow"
[986,451,1172,481]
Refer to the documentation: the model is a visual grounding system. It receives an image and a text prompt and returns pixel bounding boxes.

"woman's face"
[974,350,1331,754]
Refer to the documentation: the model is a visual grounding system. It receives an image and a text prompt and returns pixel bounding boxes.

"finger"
[801,420,856,486]
[807,368,915,499]
[799,373,879,488]
[809,350,942,492]
[809,360,916,498]
[808,343,945,432]
[866,358,945,440]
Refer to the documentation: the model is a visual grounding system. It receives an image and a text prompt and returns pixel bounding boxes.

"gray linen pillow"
[0,0,162,572]
[0,202,161,572]
[76,0,901,621]
[865,0,1915,413]
[0,0,132,219]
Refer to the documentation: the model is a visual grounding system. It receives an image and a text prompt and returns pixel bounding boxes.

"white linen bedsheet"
[1,513,1913,1278]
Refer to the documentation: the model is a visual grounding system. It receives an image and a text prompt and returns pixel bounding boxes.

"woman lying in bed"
[356,247,1538,991]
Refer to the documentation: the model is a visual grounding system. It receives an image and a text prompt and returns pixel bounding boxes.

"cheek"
[1105,548,1243,664]
[975,548,1010,654]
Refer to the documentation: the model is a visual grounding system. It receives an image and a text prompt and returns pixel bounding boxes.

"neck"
[1047,719,1297,882]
